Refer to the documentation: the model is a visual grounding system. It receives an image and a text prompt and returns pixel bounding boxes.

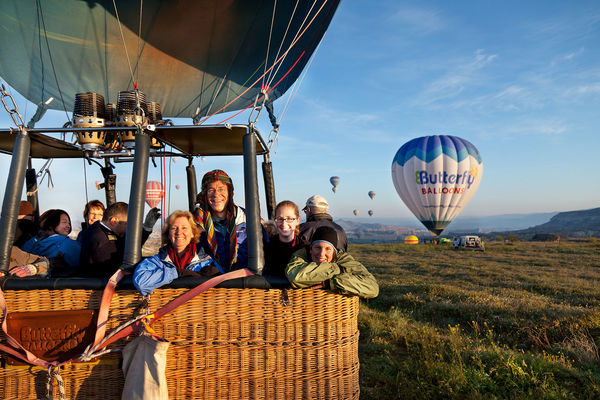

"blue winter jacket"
[133,245,222,296]
[21,234,81,267]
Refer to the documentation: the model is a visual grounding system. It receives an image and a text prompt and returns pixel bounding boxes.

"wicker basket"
[0,287,359,399]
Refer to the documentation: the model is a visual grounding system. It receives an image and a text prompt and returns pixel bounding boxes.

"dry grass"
[351,240,600,399]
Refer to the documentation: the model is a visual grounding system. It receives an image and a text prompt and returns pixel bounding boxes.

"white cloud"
[413,50,498,106]
[389,6,445,35]
[567,83,600,95]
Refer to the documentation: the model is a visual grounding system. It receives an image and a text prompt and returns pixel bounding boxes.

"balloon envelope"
[368,210,374,217]
[329,176,340,185]
[175,184,180,190]
[0,1,341,118]
[368,190,375,200]
[353,209,359,216]
[391,135,483,235]
[146,181,165,208]
[404,235,418,244]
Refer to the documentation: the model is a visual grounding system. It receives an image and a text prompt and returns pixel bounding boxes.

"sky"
[0,0,599,227]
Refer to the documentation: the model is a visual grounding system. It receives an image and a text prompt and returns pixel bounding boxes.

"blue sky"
[1,0,599,226]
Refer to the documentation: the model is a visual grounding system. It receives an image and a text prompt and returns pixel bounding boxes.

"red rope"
[197,0,330,125]
[216,50,306,125]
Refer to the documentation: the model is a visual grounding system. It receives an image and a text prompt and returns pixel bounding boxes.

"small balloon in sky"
[201,156,207,162]
[391,135,483,236]
[353,209,359,216]
[368,210,374,217]
[368,190,376,200]
[330,176,340,194]
[172,157,178,163]
[146,181,165,208]
[175,184,180,190]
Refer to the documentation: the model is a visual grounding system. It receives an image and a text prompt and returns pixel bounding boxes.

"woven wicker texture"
[0,287,359,399]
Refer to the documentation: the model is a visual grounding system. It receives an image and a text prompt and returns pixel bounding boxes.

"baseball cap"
[302,194,328,212]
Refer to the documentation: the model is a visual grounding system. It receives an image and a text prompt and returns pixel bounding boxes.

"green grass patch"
[353,240,600,399]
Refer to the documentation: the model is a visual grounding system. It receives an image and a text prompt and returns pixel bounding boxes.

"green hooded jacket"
[285,249,379,299]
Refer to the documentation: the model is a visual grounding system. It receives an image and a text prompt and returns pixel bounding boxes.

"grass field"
[351,239,600,399]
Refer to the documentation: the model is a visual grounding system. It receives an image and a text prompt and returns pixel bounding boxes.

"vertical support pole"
[243,127,264,274]
[26,159,39,223]
[262,154,276,220]
[102,159,117,206]
[0,133,30,273]
[122,130,150,269]
[186,160,197,213]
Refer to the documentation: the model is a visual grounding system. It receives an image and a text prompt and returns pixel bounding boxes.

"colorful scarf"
[167,241,197,269]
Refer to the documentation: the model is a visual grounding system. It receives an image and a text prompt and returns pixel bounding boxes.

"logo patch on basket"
[5,309,98,364]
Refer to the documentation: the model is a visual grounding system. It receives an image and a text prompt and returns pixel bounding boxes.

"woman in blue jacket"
[134,210,221,295]
[21,209,81,268]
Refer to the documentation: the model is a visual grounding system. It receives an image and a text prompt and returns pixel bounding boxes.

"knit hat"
[201,169,233,190]
[311,226,339,253]
[19,201,34,216]
[302,195,328,212]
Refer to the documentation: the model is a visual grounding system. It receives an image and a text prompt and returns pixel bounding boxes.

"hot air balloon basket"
[0,287,360,400]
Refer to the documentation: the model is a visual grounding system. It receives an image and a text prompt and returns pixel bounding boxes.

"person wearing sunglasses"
[263,200,308,279]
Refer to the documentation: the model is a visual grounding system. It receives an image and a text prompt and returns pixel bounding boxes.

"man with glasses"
[299,195,348,252]
[194,169,255,271]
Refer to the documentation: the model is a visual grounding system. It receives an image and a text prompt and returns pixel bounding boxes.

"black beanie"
[311,226,339,252]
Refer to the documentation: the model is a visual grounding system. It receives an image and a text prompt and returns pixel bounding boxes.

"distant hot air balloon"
[353,209,359,216]
[330,176,340,193]
[173,157,178,163]
[175,184,180,190]
[146,181,165,208]
[404,235,418,244]
[368,190,376,200]
[391,135,483,236]
[95,180,102,190]
[201,156,207,162]
[368,210,374,217]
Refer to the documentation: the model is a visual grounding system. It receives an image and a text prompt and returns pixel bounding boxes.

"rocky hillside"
[501,207,600,238]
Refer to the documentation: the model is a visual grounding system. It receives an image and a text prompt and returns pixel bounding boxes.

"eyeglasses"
[275,217,297,224]
[207,187,228,196]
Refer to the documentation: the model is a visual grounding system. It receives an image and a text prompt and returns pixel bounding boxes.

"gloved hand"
[143,207,161,230]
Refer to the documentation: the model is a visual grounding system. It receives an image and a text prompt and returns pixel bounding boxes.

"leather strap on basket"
[91,268,127,348]
[0,282,58,368]
[0,268,127,368]
[92,268,254,352]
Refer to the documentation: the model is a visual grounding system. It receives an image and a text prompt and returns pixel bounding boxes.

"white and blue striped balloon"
[391,135,483,235]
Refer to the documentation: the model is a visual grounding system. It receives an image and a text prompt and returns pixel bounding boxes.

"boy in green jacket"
[285,226,379,299]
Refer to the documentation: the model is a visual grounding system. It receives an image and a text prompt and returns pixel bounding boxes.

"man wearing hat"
[194,169,252,271]
[285,226,378,299]
[299,195,348,251]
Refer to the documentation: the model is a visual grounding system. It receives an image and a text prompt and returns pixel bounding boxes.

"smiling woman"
[133,210,221,296]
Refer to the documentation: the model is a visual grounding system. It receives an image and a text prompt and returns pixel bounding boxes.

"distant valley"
[338,207,600,243]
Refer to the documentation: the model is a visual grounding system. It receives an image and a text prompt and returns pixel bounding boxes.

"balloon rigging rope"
[215,50,306,125]
[35,0,70,121]
[112,0,137,89]
[266,0,309,88]
[136,0,144,84]
[198,0,329,125]
[265,0,300,86]
[82,157,89,206]
[202,74,229,124]
[262,0,278,89]
[277,35,323,129]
